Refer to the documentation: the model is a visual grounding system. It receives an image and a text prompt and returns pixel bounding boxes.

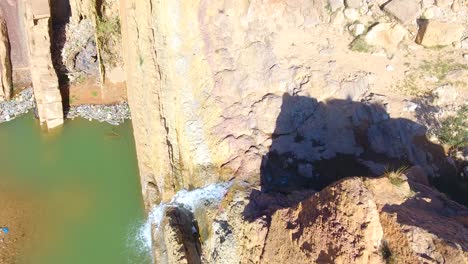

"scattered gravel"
[66,101,131,125]
[0,88,35,123]
[0,87,131,126]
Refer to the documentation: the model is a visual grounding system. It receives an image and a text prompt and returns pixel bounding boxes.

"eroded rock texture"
[119,0,461,205]
[117,1,468,262]
[0,15,12,101]
[200,169,468,264]
[120,0,342,205]
[21,0,63,129]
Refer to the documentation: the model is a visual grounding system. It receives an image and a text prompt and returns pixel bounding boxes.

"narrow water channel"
[0,113,151,263]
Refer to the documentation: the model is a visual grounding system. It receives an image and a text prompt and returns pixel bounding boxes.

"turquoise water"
[0,113,151,264]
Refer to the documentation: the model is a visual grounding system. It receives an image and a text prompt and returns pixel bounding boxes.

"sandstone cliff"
[21,0,64,129]
[2,0,467,262]
[154,168,467,264]
[117,0,468,262]
[119,0,467,203]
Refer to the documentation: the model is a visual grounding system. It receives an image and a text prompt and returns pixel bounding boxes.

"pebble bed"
[0,88,35,123]
[66,101,131,126]
[0,88,131,125]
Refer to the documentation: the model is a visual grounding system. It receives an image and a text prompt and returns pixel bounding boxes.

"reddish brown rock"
[0,15,12,100]
[203,170,468,264]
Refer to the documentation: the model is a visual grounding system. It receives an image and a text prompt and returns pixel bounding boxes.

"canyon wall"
[120,0,333,205]
[117,2,468,260]
[0,0,30,94]
[21,0,64,129]
[119,0,466,205]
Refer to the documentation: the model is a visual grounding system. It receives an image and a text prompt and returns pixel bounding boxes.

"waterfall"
[131,183,230,262]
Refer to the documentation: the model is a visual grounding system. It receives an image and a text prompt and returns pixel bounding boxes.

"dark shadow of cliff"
[50,0,72,116]
[243,93,466,221]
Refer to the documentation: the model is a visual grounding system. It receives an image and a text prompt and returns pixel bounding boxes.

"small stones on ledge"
[0,88,35,123]
[66,101,131,126]
[0,87,131,126]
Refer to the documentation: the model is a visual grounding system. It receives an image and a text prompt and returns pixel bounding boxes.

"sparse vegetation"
[435,105,468,148]
[69,95,79,105]
[419,59,468,82]
[393,58,468,95]
[349,36,374,53]
[91,91,98,97]
[96,16,121,67]
[72,74,86,85]
[392,73,421,96]
[380,240,396,264]
[138,54,144,66]
[384,166,408,187]
[426,45,447,51]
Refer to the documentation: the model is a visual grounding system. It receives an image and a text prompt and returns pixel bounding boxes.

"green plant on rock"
[380,240,396,264]
[72,74,86,85]
[435,105,468,148]
[96,16,121,67]
[419,59,468,82]
[393,58,468,95]
[384,166,408,187]
[349,36,374,53]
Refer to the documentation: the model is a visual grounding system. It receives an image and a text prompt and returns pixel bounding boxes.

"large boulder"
[328,0,344,12]
[154,206,202,264]
[383,0,422,24]
[364,23,407,53]
[203,173,468,263]
[345,0,361,8]
[263,178,385,264]
[416,20,465,47]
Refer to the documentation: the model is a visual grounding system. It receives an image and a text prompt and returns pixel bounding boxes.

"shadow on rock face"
[382,177,468,252]
[244,93,465,220]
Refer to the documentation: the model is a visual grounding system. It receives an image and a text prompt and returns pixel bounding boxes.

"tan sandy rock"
[21,0,63,129]
[201,170,468,264]
[365,23,407,53]
[416,20,465,47]
[0,15,12,101]
[383,0,422,25]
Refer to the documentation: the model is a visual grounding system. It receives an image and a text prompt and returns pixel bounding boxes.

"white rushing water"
[130,182,230,262]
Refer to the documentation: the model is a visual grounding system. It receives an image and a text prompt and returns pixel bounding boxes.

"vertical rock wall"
[119,0,461,206]
[21,0,63,129]
[120,0,178,205]
[0,0,31,94]
[119,0,330,205]
[0,16,12,100]
[66,0,125,99]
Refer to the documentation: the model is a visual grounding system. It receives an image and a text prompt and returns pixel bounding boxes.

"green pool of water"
[0,113,151,264]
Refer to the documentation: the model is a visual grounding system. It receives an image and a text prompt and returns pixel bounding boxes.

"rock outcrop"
[116,4,468,261]
[21,0,63,129]
[416,20,465,47]
[0,15,12,101]
[3,0,465,262]
[383,0,422,25]
[0,0,31,90]
[199,168,468,264]
[154,206,202,264]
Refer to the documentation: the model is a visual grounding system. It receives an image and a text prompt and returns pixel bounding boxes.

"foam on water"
[129,182,230,262]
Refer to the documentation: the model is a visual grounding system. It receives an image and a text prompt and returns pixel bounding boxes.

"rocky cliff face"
[119,0,467,201]
[151,167,468,263]
[21,0,64,129]
[198,168,468,264]
[117,0,468,262]
[3,0,467,262]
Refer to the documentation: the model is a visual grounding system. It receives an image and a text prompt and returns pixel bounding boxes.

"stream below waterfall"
[0,113,151,264]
